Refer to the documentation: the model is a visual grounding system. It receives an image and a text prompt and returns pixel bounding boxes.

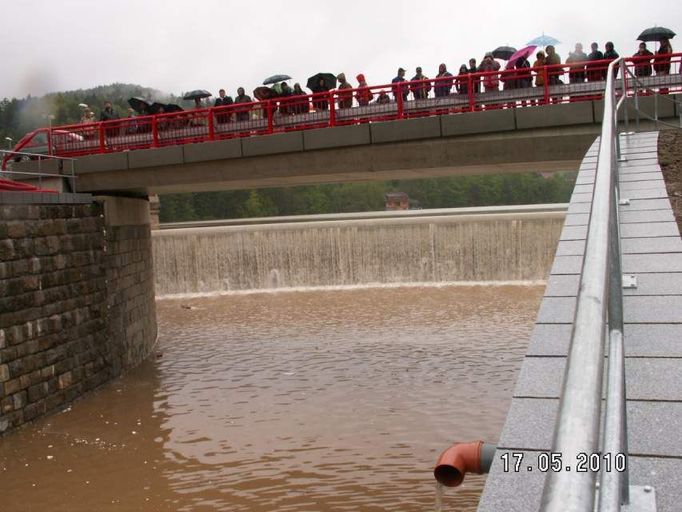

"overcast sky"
[1,0,680,103]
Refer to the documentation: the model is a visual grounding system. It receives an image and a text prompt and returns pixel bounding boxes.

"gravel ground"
[658,130,682,236]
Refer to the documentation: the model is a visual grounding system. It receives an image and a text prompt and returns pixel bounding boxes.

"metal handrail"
[540,57,629,511]
[0,150,77,192]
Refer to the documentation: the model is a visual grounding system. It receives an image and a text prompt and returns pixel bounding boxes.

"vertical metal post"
[329,91,336,127]
[152,117,159,147]
[654,93,659,128]
[620,61,629,133]
[543,67,550,104]
[208,110,215,140]
[266,101,274,134]
[468,74,475,112]
[397,87,405,119]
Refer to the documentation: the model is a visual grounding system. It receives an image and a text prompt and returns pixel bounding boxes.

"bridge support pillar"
[99,195,158,376]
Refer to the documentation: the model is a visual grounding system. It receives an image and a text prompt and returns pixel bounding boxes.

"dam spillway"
[152,204,567,296]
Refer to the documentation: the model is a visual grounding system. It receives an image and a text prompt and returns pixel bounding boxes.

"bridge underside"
[79,125,593,195]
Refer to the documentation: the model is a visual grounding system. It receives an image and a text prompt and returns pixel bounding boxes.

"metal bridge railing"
[539,58,656,512]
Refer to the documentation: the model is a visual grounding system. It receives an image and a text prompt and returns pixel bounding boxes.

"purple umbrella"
[506,45,537,69]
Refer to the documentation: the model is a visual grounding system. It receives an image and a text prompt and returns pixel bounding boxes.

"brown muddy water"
[0,285,543,511]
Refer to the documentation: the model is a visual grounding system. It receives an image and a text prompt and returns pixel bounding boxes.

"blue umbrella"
[527,34,561,47]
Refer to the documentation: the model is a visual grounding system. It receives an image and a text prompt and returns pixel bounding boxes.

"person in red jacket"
[355,74,373,106]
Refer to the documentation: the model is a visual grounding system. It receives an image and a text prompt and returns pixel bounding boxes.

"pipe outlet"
[434,441,496,487]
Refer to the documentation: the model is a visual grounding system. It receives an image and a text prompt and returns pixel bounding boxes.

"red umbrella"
[506,45,537,69]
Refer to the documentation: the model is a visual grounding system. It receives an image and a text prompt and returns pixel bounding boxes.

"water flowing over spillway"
[152,207,565,296]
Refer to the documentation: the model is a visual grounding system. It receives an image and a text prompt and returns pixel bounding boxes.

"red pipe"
[434,440,494,487]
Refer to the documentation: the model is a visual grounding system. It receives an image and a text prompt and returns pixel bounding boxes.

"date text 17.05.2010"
[500,452,627,473]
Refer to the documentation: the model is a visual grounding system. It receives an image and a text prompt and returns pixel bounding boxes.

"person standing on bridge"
[355,74,373,106]
[434,64,453,97]
[234,87,253,122]
[456,64,470,95]
[566,43,587,84]
[214,89,234,123]
[100,102,120,138]
[468,58,481,93]
[586,42,604,82]
[337,73,353,109]
[477,53,501,92]
[633,42,654,77]
[291,83,309,114]
[392,68,409,102]
[603,42,620,79]
[410,67,431,100]
[654,37,673,93]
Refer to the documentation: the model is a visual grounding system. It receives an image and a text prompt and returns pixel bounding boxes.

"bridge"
[4,56,681,195]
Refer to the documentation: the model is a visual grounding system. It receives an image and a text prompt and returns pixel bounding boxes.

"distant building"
[385,191,409,210]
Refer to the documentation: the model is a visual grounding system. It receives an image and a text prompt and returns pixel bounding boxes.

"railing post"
[397,87,404,118]
[620,61,629,133]
[267,101,274,134]
[98,123,105,153]
[208,110,215,140]
[152,117,159,147]
[468,74,475,112]
[329,91,336,127]
[542,66,550,104]
[47,128,53,157]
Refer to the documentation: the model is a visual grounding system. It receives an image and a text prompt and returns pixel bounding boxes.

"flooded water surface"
[0,285,542,511]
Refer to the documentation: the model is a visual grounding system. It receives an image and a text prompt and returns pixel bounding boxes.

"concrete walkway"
[477,131,682,511]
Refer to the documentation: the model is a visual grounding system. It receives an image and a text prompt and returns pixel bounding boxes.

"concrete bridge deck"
[477,131,682,511]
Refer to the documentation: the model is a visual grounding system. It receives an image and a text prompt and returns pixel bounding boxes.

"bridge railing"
[2,54,681,169]
[539,56,653,511]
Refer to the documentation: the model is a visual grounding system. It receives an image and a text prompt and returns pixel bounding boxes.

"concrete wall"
[0,196,157,434]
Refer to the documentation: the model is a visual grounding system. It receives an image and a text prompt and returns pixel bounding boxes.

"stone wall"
[0,196,157,434]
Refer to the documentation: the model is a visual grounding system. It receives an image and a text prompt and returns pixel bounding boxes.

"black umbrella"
[149,102,184,114]
[637,26,676,42]
[182,89,212,100]
[164,103,184,113]
[306,73,337,92]
[492,46,517,60]
[263,74,292,85]
[253,87,277,101]
[128,97,152,114]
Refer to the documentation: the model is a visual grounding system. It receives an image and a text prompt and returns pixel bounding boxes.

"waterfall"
[152,208,565,296]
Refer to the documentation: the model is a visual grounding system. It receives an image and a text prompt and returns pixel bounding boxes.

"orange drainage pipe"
[434,441,497,487]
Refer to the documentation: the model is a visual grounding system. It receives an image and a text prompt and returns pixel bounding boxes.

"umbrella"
[492,46,517,60]
[527,33,561,47]
[164,103,184,113]
[149,102,184,114]
[637,26,676,42]
[306,73,337,92]
[506,45,537,69]
[128,97,152,114]
[182,89,212,101]
[253,86,276,101]
[263,74,292,85]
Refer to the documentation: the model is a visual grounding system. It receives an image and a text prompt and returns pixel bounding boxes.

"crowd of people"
[82,38,675,126]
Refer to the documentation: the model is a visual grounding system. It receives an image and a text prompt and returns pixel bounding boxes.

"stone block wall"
[0,197,157,434]
[104,223,157,376]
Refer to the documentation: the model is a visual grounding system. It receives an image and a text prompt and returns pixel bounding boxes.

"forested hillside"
[0,83,170,144]
[1,85,575,221]
[159,172,576,222]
